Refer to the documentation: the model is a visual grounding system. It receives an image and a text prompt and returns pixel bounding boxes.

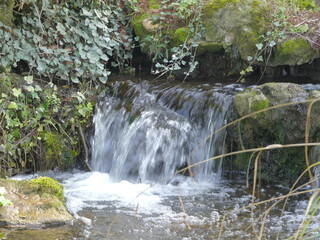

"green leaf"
[269,41,276,47]
[257,56,264,62]
[12,88,22,97]
[255,43,263,50]
[71,75,80,83]
[56,23,66,35]
[99,76,107,84]
[246,66,253,72]
[24,76,33,84]
[83,9,93,17]
[78,107,87,117]
[7,102,18,110]
[26,86,35,92]
[240,70,246,75]
[35,85,42,92]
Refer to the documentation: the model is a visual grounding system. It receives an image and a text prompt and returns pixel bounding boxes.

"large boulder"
[0,177,73,226]
[228,82,320,182]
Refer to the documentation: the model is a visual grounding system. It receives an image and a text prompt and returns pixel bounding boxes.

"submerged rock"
[0,177,73,227]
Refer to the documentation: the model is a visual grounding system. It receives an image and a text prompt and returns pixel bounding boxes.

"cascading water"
[91,80,234,183]
[8,80,320,240]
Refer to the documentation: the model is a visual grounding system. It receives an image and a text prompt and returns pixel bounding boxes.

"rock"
[234,82,311,142]
[133,0,320,79]
[142,18,161,33]
[0,177,73,227]
[229,82,320,182]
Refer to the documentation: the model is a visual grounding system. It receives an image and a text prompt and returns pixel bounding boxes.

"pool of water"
[6,171,320,240]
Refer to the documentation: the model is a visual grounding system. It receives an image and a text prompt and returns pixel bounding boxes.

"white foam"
[63,172,166,215]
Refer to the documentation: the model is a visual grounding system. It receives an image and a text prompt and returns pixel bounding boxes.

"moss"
[275,38,313,65]
[203,0,239,16]
[132,13,150,40]
[30,177,64,202]
[252,98,270,111]
[148,0,160,9]
[236,0,269,59]
[0,0,15,26]
[170,27,189,46]
[197,42,224,55]
[296,0,317,9]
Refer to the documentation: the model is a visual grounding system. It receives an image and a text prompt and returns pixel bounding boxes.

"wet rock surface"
[0,177,73,227]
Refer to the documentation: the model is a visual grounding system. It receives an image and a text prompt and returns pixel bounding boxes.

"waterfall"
[90,80,236,184]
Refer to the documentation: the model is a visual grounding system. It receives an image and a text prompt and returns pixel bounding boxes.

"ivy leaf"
[99,76,107,84]
[25,86,35,92]
[24,76,33,84]
[83,9,93,17]
[247,56,253,61]
[246,66,253,72]
[71,75,80,84]
[34,85,42,92]
[56,23,66,35]
[255,43,263,50]
[269,41,276,47]
[257,56,264,62]
[7,102,18,110]
[78,107,87,117]
[12,88,22,97]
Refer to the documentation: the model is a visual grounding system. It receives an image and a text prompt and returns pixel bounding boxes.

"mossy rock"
[0,177,73,226]
[230,82,320,183]
[29,177,64,202]
[202,0,239,16]
[274,38,317,65]
[172,27,190,46]
[197,42,224,55]
[132,13,150,41]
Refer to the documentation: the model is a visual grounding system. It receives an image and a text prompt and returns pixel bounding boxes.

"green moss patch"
[275,38,313,65]
[172,27,190,45]
[203,0,239,16]
[30,177,64,202]
[197,42,224,54]
[252,98,270,112]
[132,13,150,39]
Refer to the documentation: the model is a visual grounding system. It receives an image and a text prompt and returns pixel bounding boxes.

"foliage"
[0,187,12,207]
[130,0,206,79]
[0,74,95,175]
[238,0,320,82]
[0,0,134,84]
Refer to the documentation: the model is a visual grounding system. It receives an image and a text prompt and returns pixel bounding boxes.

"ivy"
[0,74,95,175]
[0,0,134,84]
[0,187,12,207]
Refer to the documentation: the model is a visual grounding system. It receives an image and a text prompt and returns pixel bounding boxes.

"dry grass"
[175,97,320,239]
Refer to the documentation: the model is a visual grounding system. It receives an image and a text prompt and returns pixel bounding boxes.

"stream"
[4,79,320,239]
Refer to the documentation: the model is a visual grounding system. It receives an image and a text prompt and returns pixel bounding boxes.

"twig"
[78,124,92,172]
